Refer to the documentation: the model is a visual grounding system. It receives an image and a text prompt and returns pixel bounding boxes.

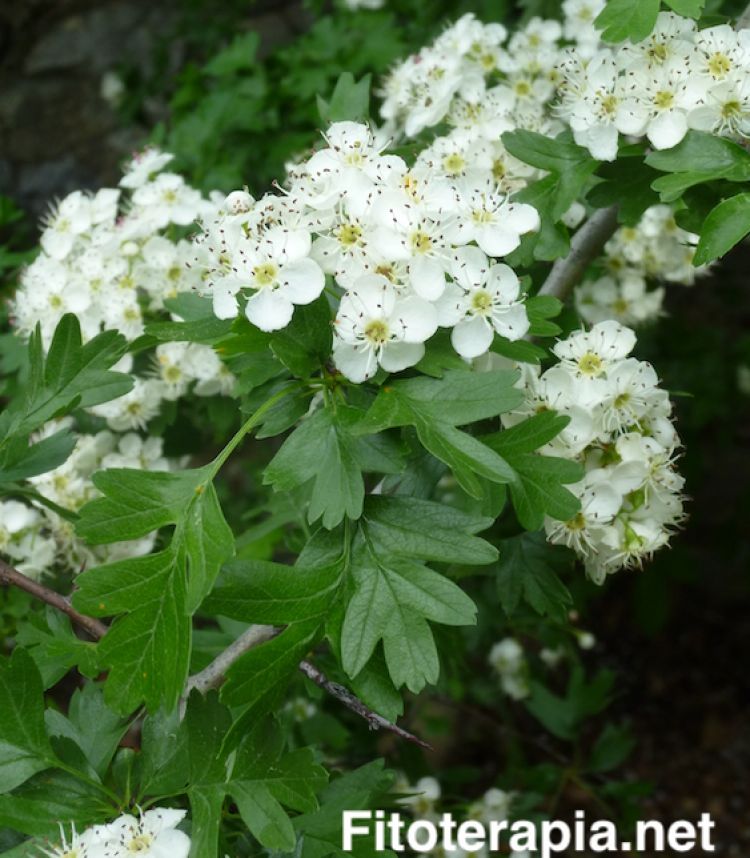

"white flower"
[210,226,325,331]
[616,61,701,150]
[39,822,106,858]
[89,379,164,432]
[552,320,636,379]
[40,191,93,260]
[400,776,441,818]
[371,190,456,300]
[333,275,437,382]
[131,173,204,229]
[120,148,174,189]
[449,180,540,257]
[93,808,190,858]
[436,246,529,358]
[489,638,530,700]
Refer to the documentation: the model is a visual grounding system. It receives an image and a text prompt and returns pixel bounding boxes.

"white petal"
[451,245,489,290]
[647,110,688,150]
[280,258,325,305]
[581,123,619,162]
[246,289,294,331]
[391,295,438,343]
[408,256,446,300]
[149,830,191,858]
[213,288,238,320]
[434,283,468,327]
[379,341,425,373]
[333,341,378,383]
[504,203,540,235]
[451,315,494,358]
[486,264,520,303]
[492,304,530,341]
[348,275,397,318]
[475,225,521,257]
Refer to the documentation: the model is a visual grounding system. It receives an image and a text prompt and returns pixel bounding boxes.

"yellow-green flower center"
[471,289,493,315]
[253,263,278,287]
[410,231,432,254]
[337,223,363,247]
[364,320,389,345]
[654,90,674,110]
[577,352,603,376]
[708,52,732,78]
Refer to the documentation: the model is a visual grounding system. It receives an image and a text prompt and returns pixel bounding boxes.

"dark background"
[1,0,749,853]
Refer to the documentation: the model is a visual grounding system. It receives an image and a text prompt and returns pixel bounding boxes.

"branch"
[2,560,431,749]
[182,623,277,700]
[738,2,750,30]
[298,658,433,751]
[536,205,619,301]
[0,558,107,640]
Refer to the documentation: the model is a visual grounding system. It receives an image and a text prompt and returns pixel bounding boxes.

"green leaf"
[693,192,750,265]
[47,684,129,779]
[525,294,563,338]
[75,465,234,691]
[526,667,615,740]
[0,316,132,448]
[204,32,260,76]
[293,761,396,858]
[265,405,403,528]
[74,549,191,713]
[588,722,636,772]
[355,370,522,498]
[221,621,322,713]
[143,317,233,344]
[588,158,661,224]
[232,781,296,851]
[496,532,573,620]
[0,649,56,794]
[503,131,597,217]
[204,558,343,623]
[317,73,371,123]
[511,176,570,262]
[15,609,99,688]
[269,295,333,377]
[230,731,327,851]
[594,0,660,43]
[645,130,750,202]
[0,429,76,485]
[182,697,327,857]
[663,0,704,17]
[139,708,189,796]
[349,650,404,723]
[341,545,476,691]
[361,496,497,566]
[646,130,750,175]
[0,771,108,838]
[483,416,583,530]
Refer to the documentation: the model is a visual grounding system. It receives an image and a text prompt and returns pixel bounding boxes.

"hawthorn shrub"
[0,0,748,855]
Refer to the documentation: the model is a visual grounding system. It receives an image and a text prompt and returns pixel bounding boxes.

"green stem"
[208,386,297,480]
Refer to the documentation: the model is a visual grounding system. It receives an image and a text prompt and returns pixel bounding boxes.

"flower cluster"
[3,424,177,580]
[575,204,705,326]
[41,808,190,858]
[13,149,214,344]
[488,637,530,700]
[10,148,237,430]
[375,12,707,330]
[195,121,539,381]
[378,12,589,140]
[558,13,750,159]
[502,321,685,583]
